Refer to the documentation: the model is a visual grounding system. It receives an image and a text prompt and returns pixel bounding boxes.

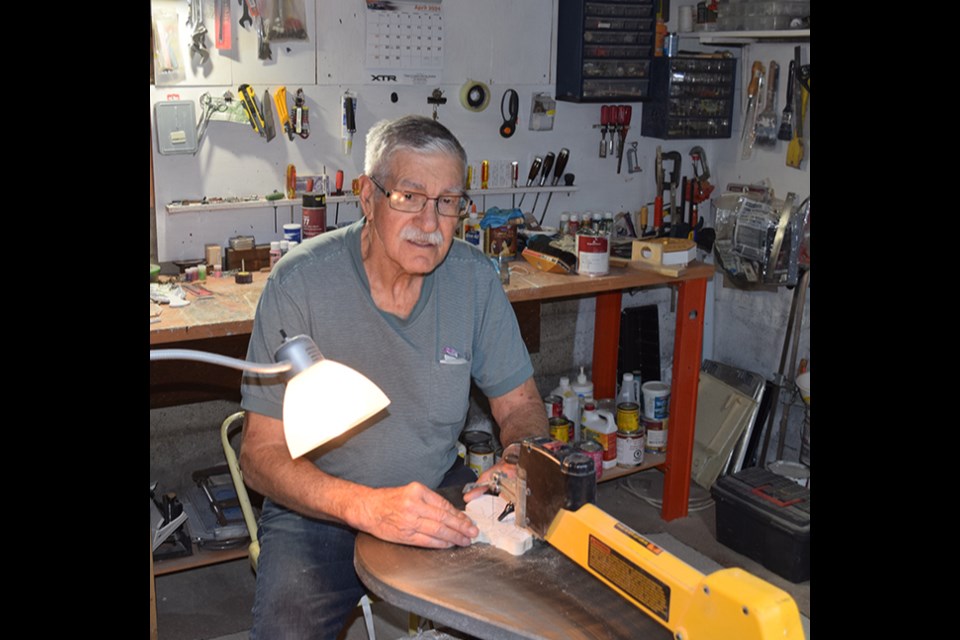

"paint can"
[615,402,641,433]
[486,223,518,259]
[283,223,302,244]
[641,381,670,420]
[575,231,610,277]
[544,395,564,419]
[467,442,495,477]
[643,417,668,454]
[577,439,604,481]
[549,416,573,443]
[302,193,327,239]
[460,430,492,461]
[617,430,645,467]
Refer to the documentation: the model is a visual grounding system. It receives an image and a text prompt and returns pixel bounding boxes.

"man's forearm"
[490,377,549,450]
[498,401,549,448]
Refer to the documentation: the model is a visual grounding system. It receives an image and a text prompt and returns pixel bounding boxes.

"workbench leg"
[150,531,158,640]
[592,291,622,400]
[661,278,707,521]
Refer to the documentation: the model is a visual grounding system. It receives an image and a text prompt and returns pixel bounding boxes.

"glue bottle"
[571,367,594,432]
[462,204,483,248]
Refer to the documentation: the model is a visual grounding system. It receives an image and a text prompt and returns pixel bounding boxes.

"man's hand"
[354,482,479,548]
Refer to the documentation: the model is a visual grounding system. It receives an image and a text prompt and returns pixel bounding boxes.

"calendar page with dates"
[365,0,444,84]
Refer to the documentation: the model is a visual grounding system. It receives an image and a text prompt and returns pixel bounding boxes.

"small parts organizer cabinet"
[640,55,738,139]
[556,1,657,102]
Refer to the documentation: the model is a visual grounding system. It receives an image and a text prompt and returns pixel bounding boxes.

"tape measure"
[460,80,490,112]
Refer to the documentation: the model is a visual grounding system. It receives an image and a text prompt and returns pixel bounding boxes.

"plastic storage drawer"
[710,467,810,583]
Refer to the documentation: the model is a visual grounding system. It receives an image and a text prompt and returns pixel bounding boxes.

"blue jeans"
[250,458,477,639]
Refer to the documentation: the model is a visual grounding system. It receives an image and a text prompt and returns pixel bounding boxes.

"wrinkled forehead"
[383,149,467,193]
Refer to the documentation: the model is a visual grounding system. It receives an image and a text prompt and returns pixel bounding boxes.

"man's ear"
[358,175,376,220]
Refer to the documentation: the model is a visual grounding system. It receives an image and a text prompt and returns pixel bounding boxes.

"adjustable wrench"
[238,0,251,28]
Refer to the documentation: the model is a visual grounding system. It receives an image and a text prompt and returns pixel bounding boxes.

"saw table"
[355,530,671,640]
[355,483,672,640]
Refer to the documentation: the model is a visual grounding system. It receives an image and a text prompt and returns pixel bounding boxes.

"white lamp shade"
[282,359,391,458]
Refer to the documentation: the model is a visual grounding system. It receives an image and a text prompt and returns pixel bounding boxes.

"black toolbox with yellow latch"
[710,466,810,583]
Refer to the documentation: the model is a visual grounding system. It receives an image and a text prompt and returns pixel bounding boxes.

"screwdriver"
[539,148,570,225]
[529,151,555,217]
[616,105,632,174]
[599,105,611,158]
[517,156,543,210]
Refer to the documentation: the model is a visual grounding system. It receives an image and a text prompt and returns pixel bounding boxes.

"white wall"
[150,0,739,262]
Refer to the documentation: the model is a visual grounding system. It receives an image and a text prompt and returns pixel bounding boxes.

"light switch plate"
[155,100,198,155]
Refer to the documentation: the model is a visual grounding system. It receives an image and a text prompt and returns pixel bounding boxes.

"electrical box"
[556,1,657,103]
[640,55,737,139]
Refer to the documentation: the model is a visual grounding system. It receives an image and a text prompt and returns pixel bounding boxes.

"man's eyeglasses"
[369,176,470,218]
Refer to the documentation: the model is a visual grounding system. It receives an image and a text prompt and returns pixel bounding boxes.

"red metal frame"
[592,278,707,521]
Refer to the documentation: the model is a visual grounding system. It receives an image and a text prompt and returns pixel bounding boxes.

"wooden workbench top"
[150,273,267,345]
[149,261,715,345]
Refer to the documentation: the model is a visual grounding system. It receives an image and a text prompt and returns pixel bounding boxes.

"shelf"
[597,452,665,483]
[153,542,248,576]
[165,187,577,214]
[166,194,358,214]
[682,29,809,45]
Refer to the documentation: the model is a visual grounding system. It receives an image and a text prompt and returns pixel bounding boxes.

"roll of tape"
[460,80,490,112]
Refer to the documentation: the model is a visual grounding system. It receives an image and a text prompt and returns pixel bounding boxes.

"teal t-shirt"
[240,219,533,489]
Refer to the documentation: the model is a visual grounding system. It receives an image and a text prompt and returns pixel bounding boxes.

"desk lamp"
[150,331,390,457]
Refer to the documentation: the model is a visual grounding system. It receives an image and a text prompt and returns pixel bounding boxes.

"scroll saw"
[489,437,804,640]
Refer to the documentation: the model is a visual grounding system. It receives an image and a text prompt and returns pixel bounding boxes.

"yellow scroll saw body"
[493,437,804,640]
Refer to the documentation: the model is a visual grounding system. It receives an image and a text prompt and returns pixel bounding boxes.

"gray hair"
[364,115,468,183]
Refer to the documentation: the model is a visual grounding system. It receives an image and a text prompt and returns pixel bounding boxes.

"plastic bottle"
[269,241,282,268]
[559,213,570,236]
[581,405,617,470]
[655,16,668,57]
[603,211,615,235]
[618,372,639,404]
[462,205,483,247]
[551,376,580,429]
[571,367,594,437]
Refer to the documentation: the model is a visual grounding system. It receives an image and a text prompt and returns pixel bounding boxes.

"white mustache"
[399,227,444,246]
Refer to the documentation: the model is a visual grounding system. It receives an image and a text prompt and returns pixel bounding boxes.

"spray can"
[302,193,327,239]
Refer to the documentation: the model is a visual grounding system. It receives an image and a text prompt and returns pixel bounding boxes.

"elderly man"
[239,114,549,638]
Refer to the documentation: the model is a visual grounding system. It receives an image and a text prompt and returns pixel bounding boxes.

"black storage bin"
[640,55,737,139]
[556,0,657,102]
[710,467,810,583]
